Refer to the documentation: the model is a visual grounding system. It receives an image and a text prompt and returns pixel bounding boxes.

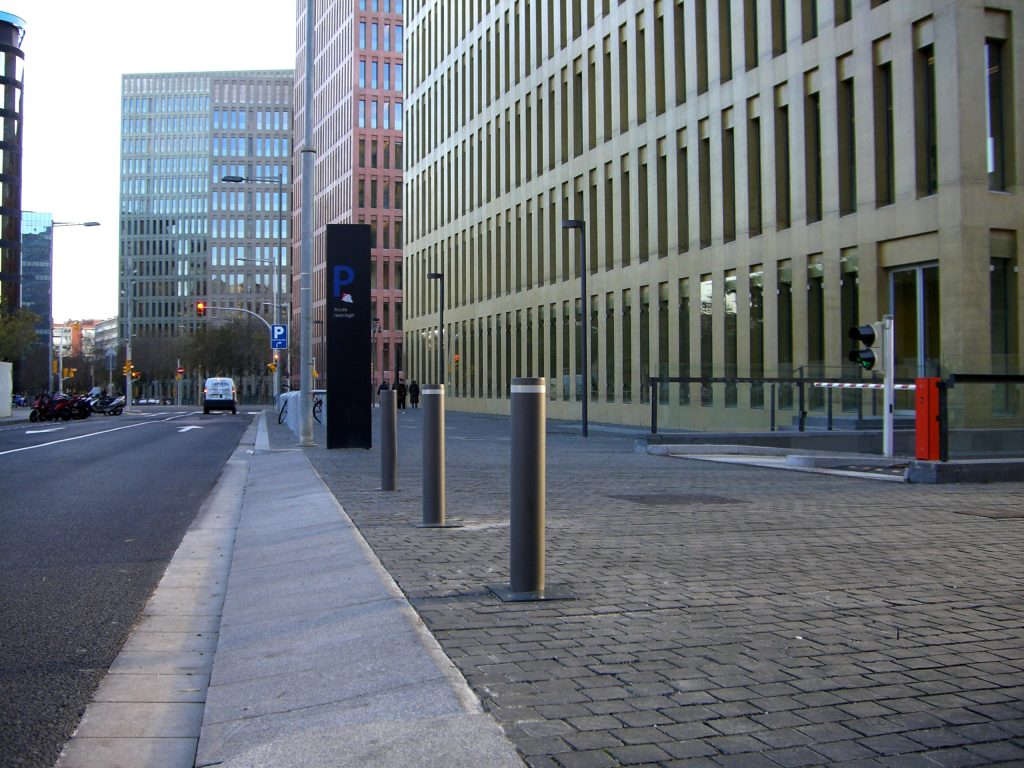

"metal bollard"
[381,389,397,491]
[490,378,574,602]
[418,385,460,528]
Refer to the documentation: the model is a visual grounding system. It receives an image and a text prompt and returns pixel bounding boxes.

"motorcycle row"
[29,388,125,422]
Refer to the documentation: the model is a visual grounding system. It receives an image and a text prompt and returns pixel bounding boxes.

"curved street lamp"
[51,220,101,393]
[221,174,286,401]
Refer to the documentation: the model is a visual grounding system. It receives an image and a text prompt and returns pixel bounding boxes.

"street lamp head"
[54,220,101,227]
[561,219,585,229]
[221,175,246,183]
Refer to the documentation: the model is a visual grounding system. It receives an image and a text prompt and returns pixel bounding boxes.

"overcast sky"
[7,0,296,322]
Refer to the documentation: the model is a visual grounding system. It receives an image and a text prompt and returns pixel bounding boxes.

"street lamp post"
[371,316,381,403]
[50,221,100,393]
[427,273,444,386]
[222,174,285,402]
[561,219,588,437]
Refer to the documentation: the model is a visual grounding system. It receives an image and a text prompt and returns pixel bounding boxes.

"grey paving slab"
[196,431,524,768]
[54,736,199,768]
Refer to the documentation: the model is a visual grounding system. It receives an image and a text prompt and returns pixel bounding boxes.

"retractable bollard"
[418,385,461,528]
[381,388,397,491]
[490,378,574,602]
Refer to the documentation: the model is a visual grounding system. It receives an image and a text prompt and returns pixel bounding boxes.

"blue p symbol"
[333,265,355,297]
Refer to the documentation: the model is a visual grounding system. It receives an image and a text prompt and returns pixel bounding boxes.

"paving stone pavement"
[270,407,1024,768]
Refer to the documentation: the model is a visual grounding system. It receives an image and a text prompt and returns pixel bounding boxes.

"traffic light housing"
[267,362,277,373]
[196,300,206,317]
[848,321,885,372]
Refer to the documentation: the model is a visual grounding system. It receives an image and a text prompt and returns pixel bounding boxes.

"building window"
[874,57,895,206]
[986,36,1011,191]
[774,91,791,229]
[700,276,713,406]
[838,67,857,215]
[724,272,738,406]
[805,78,822,223]
[749,267,764,408]
[915,41,938,197]
[678,278,690,405]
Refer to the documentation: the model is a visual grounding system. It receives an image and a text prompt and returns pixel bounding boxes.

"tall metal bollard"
[381,388,397,491]
[490,378,574,602]
[419,385,460,527]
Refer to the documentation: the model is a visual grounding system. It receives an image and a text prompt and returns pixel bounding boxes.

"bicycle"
[277,392,323,425]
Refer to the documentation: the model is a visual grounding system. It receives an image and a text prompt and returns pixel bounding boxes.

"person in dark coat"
[409,380,420,408]
[396,378,408,409]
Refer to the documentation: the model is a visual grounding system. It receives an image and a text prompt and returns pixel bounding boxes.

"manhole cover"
[610,493,743,506]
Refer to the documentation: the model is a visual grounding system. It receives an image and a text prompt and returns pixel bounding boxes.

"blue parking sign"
[271,324,288,349]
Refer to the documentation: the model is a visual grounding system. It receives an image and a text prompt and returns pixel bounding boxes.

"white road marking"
[25,428,65,434]
[0,414,190,457]
[177,426,203,433]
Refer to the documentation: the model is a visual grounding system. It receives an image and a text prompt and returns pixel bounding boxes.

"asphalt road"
[0,407,254,768]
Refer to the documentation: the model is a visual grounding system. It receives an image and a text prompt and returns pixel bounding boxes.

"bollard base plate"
[416,521,464,528]
[488,583,576,602]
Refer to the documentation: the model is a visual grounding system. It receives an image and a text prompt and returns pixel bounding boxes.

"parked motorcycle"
[29,393,92,422]
[87,393,125,416]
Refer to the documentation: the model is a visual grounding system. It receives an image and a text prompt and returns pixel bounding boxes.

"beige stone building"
[403,0,1022,430]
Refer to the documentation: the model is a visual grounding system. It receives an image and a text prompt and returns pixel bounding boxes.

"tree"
[0,308,42,362]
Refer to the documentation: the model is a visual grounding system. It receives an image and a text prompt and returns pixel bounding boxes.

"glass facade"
[20,212,53,344]
[119,70,293,344]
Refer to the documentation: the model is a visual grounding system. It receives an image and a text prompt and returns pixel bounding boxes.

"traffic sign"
[176,366,185,376]
[271,324,288,349]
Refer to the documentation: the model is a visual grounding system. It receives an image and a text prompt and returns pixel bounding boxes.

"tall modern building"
[0,10,25,314]
[119,70,293,359]
[294,0,405,391]
[20,211,53,344]
[404,0,1023,430]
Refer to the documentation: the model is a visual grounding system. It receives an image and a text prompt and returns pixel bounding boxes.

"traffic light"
[196,300,206,317]
[267,362,277,373]
[132,370,141,379]
[848,321,884,372]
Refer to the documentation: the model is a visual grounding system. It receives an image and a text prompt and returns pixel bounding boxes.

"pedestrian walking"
[397,378,408,410]
[409,380,420,408]
[377,380,390,405]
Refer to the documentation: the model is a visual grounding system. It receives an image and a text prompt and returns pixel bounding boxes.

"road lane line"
[0,414,194,456]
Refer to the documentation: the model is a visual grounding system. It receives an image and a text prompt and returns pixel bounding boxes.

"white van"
[203,377,237,414]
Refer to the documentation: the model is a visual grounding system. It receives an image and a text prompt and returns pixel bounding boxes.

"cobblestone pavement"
[271,408,1024,768]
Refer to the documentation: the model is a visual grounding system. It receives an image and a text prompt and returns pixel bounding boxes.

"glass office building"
[20,211,53,344]
[119,70,293,344]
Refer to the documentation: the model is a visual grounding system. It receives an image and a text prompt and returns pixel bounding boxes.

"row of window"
[122,156,208,175]
[357,99,405,130]
[357,138,403,170]
[358,59,404,91]
[211,136,290,158]
[211,245,287,268]
[212,109,290,131]
[211,191,288,212]
[356,178,403,210]
[122,95,210,114]
[209,218,288,239]
[122,116,208,135]
[358,20,404,52]
[122,136,207,156]
[359,0,403,12]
